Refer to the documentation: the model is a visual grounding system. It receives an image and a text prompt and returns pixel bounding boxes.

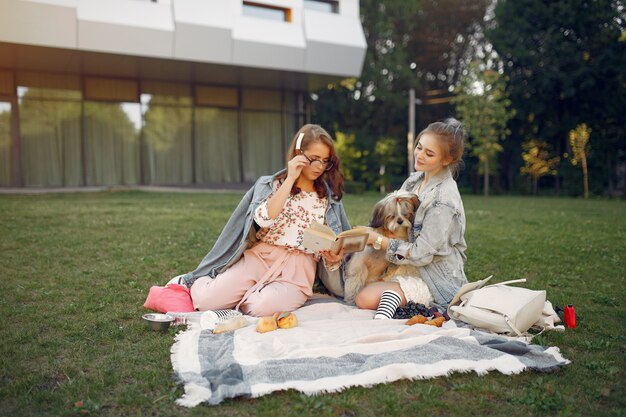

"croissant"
[424,317,446,327]
[406,314,428,325]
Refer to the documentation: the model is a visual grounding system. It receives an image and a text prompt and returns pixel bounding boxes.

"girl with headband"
[354,118,469,319]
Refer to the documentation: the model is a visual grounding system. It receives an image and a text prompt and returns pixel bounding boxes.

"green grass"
[0,191,624,417]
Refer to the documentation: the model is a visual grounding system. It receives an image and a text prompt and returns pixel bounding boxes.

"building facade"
[0,0,366,187]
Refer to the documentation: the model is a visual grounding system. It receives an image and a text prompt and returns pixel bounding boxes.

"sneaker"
[166,274,186,286]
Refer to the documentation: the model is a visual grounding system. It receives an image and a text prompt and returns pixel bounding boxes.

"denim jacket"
[181,169,352,297]
[385,167,468,306]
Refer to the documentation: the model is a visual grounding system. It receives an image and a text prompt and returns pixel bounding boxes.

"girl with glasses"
[174,124,351,317]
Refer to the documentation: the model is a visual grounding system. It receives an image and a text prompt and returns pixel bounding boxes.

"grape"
[392,301,431,319]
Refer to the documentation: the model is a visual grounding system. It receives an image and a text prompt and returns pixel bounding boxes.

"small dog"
[343,190,420,304]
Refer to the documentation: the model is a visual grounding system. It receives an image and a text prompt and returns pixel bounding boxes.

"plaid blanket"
[171,297,570,407]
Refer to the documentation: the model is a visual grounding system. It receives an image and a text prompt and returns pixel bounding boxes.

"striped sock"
[374,290,402,320]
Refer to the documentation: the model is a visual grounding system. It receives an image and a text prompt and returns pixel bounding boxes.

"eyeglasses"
[302,152,334,171]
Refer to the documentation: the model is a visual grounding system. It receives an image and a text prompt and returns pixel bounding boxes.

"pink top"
[254,180,328,253]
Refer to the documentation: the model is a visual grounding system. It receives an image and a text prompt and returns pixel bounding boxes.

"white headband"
[295,132,304,151]
[453,124,462,139]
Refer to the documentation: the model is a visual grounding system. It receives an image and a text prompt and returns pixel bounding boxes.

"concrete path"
[0,185,251,195]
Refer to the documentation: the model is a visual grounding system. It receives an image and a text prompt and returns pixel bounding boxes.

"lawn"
[0,191,624,417]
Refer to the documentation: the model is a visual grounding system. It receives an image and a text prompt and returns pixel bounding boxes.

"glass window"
[17,73,83,186]
[283,115,296,151]
[0,71,14,96]
[243,2,291,22]
[9,69,308,187]
[141,90,193,185]
[242,112,283,182]
[285,92,307,149]
[17,72,81,99]
[84,101,141,186]
[85,77,138,102]
[142,81,192,106]
[195,86,238,108]
[242,88,281,111]
[303,0,339,13]
[195,108,241,184]
[0,101,12,186]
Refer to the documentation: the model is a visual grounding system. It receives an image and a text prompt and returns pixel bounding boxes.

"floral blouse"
[254,180,328,253]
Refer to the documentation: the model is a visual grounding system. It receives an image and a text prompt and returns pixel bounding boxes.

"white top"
[254,180,328,253]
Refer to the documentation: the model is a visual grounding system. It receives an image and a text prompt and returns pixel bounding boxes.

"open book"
[302,222,369,254]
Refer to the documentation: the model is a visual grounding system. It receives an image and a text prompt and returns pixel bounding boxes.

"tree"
[487,0,626,195]
[568,123,591,199]
[520,140,560,195]
[453,63,515,196]
[374,137,406,193]
[334,131,366,183]
[312,0,491,189]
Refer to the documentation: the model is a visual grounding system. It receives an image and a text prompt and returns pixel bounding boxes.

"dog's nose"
[397,219,404,224]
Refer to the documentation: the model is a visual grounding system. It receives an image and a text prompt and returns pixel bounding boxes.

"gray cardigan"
[181,169,352,297]
[386,168,468,306]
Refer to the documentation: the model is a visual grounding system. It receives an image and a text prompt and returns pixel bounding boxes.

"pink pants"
[190,242,316,317]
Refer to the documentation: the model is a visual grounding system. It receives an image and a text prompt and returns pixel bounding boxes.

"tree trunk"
[470,170,479,194]
[607,152,614,197]
[533,177,538,196]
[493,172,501,195]
[483,158,489,197]
[582,153,589,199]
[554,140,562,196]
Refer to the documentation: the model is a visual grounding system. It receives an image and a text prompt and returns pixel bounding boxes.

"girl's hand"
[367,230,381,246]
[319,248,344,264]
[286,154,309,182]
[353,226,378,245]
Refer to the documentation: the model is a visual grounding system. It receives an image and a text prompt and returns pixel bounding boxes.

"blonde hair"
[416,118,466,176]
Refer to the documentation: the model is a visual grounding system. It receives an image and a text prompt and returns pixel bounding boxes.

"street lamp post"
[408,88,415,174]
[407,89,422,174]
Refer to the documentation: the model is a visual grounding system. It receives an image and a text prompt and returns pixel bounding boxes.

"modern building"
[0,0,366,187]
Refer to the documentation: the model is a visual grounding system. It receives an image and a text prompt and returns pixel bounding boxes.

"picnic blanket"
[171,297,570,407]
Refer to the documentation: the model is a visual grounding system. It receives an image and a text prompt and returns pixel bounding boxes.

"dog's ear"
[402,195,419,223]
[410,194,420,210]
[369,200,387,228]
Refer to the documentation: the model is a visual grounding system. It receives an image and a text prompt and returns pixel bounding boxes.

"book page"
[302,227,336,253]
[308,221,336,238]
[337,228,369,238]
[302,222,368,254]
[302,222,337,253]
[334,233,368,254]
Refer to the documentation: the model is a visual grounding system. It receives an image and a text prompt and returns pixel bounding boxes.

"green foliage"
[520,140,560,195]
[1,191,625,416]
[568,123,591,167]
[453,62,515,195]
[334,131,367,182]
[334,130,406,192]
[313,0,490,187]
[568,123,592,198]
[343,181,366,195]
[374,137,406,192]
[487,0,626,194]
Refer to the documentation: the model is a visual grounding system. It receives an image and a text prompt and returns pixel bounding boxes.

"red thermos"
[564,304,576,328]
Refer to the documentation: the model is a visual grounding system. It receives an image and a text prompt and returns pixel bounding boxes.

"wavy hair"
[276,124,344,200]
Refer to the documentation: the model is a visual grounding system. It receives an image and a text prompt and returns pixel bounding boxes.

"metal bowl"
[143,313,174,331]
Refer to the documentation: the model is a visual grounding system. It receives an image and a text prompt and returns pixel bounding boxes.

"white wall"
[0,0,366,77]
